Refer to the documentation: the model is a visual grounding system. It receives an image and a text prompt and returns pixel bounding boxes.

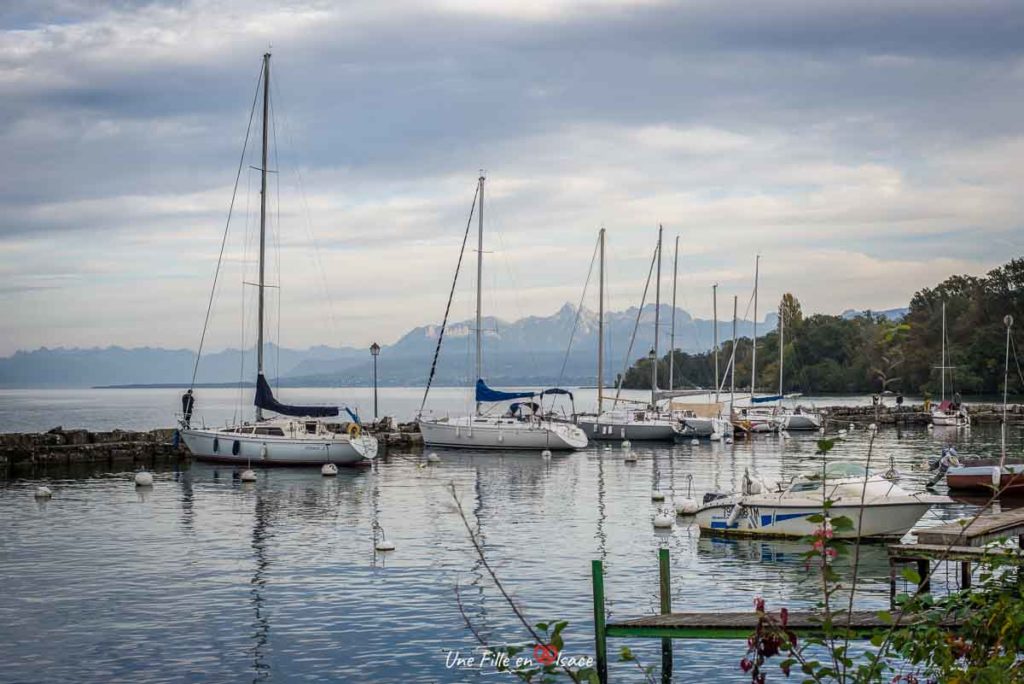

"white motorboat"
[695,462,947,539]
[417,176,587,452]
[180,54,377,467]
[780,408,822,431]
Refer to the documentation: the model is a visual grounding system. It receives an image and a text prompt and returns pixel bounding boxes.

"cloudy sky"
[1,0,1022,355]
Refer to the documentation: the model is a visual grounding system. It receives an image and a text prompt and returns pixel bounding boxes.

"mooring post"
[592,560,608,684]
[917,558,930,594]
[961,561,971,590]
[889,558,897,608]
[659,547,673,683]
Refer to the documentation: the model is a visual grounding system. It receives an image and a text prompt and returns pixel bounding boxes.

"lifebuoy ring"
[347,423,361,439]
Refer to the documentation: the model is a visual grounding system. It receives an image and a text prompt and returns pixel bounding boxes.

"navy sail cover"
[475,379,535,403]
[255,375,339,418]
[750,394,784,404]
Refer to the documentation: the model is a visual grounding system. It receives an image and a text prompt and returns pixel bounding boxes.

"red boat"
[946,459,1024,494]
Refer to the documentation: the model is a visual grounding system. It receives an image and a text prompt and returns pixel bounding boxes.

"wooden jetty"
[889,508,1024,600]
[591,548,934,684]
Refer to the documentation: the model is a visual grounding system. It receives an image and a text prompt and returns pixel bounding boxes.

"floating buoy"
[34,486,52,499]
[134,470,154,487]
[240,469,257,482]
[375,538,396,551]
[690,438,700,446]
[848,423,855,431]
[426,452,441,464]
[541,449,552,459]
[653,510,674,528]
[621,440,632,450]
[374,522,396,551]
[321,463,338,477]
[675,498,699,515]
[927,424,934,431]
[819,427,826,435]
[869,423,878,432]
[651,489,666,501]
[710,432,722,442]
[624,451,638,463]
[838,429,847,436]
[725,437,734,445]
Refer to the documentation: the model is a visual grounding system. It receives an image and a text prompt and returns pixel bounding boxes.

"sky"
[1,0,1023,355]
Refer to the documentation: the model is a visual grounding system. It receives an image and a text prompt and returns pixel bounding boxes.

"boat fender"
[726,502,744,527]
[260,443,268,460]
[992,466,1001,487]
[347,423,361,439]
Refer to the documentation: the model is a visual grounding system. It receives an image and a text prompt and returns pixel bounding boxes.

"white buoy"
[374,522,396,551]
[34,486,52,499]
[621,440,632,450]
[819,427,826,435]
[134,470,154,487]
[675,499,699,515]
[653,510,674,528]
[848,423,855,431]
[375,538,396,551]
[624,451,638,463]
[838,429,847,436]
[927,424,934,431]
[240,469,257,482]
[426,452,441,464]
[541,449,552,459]
[321,463,338,477]
[869,423,878,432]
[725,437,734,445]
[710,432,722,442]
[690,438,700,446]
[651,489,666,501]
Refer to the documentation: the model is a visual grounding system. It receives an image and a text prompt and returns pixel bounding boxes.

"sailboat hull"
[181,428,376,465]
[681,416,734,438]
[576,417,681,441]
[418,418,587,450]
[781,413,822,431]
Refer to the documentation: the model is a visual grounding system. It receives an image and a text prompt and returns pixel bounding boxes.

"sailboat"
[931,301,970,428]
[730,256,779,434]
[417,176,588,451]
[180,54,378,466]
[774,300,821,431]
[577,226,685,441]
[679,283,733,439]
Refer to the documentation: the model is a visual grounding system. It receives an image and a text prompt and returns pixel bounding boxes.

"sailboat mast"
[475,174,485,415]
[256,52,270,421]
[597,228,605,414]
[731,295,737,415]
[750,254,759,398]
[713,283,719,403]
[940,300,946,402]
[778,303,784,407]
[652,226,662,408]
[669,235,678,391]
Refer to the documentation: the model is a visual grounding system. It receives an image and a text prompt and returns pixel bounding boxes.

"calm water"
[1,390,1020,682]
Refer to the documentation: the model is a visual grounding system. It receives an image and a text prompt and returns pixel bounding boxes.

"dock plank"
[914,509,1024,547]
[605,610,955,639]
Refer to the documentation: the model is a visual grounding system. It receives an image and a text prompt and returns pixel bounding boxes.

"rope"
[554,233,600,389]
[190,63,264,389]
[418,184,480,417]
[612,243,659,407]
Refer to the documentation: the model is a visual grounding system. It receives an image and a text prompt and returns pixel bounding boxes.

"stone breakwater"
[820,403,1024,426]
[0,422,424,468]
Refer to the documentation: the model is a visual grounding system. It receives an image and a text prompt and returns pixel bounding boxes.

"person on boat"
[181,389,195,427]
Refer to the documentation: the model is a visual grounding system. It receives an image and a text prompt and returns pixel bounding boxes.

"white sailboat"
[931,300,970,428]
[417,176,588,451]
[732,255,780,434]
[180,54,378,466]
[775,299,821,431]
[679,283,732,438]
[695,463,947,539]
[577,226,685,442]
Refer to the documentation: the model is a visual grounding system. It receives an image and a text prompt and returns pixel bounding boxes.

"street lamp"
[370,342,381,421]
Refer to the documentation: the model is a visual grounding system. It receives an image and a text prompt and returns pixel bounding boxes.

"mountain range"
[0,303,905,388]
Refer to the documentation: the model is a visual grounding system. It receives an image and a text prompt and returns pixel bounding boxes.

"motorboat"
[780,407,822,431]
[931,301,970,428]
[180,54,377,467]
[695,462,947,539]
[577,408,683,442]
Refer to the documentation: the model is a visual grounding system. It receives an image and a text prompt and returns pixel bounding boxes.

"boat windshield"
[802,462,877,481]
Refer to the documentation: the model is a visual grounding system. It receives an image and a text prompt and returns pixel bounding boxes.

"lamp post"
[370,342,380,421]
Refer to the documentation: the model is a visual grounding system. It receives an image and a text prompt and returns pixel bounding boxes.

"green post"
[659,548,672,683]
[592,560,608,684]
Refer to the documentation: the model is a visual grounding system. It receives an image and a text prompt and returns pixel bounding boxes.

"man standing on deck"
[181,389,195,427]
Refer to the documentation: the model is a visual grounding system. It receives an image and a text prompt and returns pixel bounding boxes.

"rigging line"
[190,62,264,390]
[270,82,282,392]
[612,243,659,408]
[1011,333,1024,387]
[419,183,480,417]
[555,233,600,390]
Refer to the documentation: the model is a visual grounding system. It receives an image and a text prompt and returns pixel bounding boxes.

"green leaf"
[807,513,825,523]
[901,567,921,584]
[618,646,635,662]
[876,610,893,625]
[831,515,855,531]
[534,622,549,632]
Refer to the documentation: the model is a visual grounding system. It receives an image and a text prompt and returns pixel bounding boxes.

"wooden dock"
[889,509,1024,599]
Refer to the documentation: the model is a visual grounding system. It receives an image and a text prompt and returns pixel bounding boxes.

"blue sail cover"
[255,374,340,418]
[750,394,785,404]
[475,379,535,403]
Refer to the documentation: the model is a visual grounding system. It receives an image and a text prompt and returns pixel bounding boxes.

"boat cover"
[539,387,574,401]
[475,379,534,403]
[255,374,339,418]
[751,394,784,404]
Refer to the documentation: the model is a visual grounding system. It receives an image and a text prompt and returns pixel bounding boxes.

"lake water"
[1,389,1018,682]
